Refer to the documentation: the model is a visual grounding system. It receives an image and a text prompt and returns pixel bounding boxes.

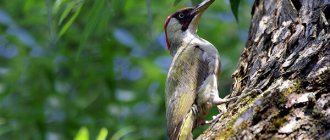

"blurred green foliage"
[0,0,252,139]
[73,127,109,140]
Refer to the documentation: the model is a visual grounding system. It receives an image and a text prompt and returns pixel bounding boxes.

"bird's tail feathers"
[170,110,195,140]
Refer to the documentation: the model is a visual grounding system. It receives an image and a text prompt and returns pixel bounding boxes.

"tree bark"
[198,0,330,139]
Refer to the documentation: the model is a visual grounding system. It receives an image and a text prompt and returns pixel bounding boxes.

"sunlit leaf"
[110,126,135,140]
[96,128,108,140]
[58,1,78,25]
[230,0,240,22]
[58,3,83,37]
[53,0,70,14]
[74,127,89,140]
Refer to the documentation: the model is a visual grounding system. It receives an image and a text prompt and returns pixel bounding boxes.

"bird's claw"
[204,114,221,125]
[213,88,261,105]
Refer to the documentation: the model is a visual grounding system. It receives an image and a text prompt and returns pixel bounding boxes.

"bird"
[164,0,225,139]
[164,0,258,139]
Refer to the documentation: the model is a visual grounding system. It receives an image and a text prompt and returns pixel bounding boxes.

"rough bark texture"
[198,0,330,139]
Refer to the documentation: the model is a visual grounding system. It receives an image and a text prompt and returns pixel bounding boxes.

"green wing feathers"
[165,45,209,139]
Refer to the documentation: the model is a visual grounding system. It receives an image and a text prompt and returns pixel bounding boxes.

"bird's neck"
[167,31,198,56]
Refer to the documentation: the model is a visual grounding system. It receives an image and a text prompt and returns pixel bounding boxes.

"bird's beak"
[191,0,214,15]
[188,0,214,32]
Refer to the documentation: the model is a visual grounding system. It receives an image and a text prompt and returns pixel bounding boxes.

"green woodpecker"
[164,0,229,139]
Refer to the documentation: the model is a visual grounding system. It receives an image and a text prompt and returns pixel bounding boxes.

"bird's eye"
[178,13,185,18]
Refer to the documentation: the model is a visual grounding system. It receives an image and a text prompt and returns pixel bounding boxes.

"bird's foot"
[191,104,199,116]
[213,89,261,105]
[204,114,221,125]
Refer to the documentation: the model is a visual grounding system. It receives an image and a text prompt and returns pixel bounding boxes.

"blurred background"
[0,0,252,139]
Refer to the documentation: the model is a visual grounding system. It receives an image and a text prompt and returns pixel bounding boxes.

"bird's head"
[164,0,214,56]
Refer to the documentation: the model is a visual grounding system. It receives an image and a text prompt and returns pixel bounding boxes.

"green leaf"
[53,0,70,14]
[110,126,135,140]
[230,0,240,22]
[74,127,89,140]
[58,3,83,37]
[96,128,108,140]
[58,2,76,25]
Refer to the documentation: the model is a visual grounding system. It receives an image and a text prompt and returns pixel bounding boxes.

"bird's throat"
[167,31,198,56]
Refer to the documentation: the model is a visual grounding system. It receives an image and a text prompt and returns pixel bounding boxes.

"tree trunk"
[198,0,330,139]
